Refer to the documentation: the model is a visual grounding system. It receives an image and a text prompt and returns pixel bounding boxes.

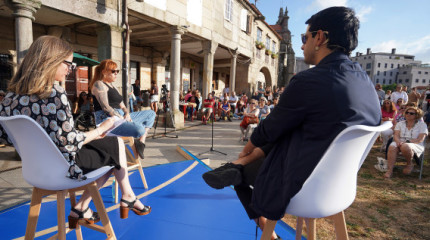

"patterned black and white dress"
[0,84,120,180]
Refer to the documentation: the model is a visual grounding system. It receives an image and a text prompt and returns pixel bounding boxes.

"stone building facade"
[0,0,280,127]
[397,64,430,89]
[351,48,421,86]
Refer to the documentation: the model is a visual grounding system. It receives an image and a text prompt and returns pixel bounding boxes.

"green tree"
[382,84,397,92]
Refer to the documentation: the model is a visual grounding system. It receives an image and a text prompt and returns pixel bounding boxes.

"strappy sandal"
[68,207,100,229]
[120,198,151,219]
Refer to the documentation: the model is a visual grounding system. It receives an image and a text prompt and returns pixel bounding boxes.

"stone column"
[96,24,124,89]
[10,0,41,64]
[201,40,218,98]
[229,49,238,93]
[169,26,187,112]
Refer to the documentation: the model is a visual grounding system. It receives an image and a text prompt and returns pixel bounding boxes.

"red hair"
[89,59,117,90]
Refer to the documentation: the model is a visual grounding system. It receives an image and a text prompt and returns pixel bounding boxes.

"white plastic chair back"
[0,115,112,191]
[285,121,392,218]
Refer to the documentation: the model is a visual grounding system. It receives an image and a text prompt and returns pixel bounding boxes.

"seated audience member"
[258,97,270,120]
[264,86,273,101]
[184,89,192,102]
[240,92,248,106]
[269,97,279,110]
[196,90,203,111]
[384,90,392,101]
[239,99,259,141]
[272,87,280,99]
[219,98,232,121]
[0,36,151,228]
[251,91,259,101]
[234,99,246,119]
[385,107,428,178]
[217,93,229,117]
[394,98,404,110]
[186,90,199,120]
[73,91,93,116]
[408,87,420,106]
[229,91,239,115]
[201,93,215,124]
[132,79,142,111]
[90,59,156,159]
[73,91,94,130]
[391,84,408,104]
[381,100,397,122]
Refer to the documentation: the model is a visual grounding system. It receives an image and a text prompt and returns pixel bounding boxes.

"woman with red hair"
[89,60,155,160]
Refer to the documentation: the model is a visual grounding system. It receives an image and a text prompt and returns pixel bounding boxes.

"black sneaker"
[202,163,243,189]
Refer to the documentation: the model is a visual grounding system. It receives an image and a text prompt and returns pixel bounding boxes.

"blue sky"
[255,0,430,64]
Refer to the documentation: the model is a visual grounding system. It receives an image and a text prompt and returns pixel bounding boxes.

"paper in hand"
[104,116,127,136]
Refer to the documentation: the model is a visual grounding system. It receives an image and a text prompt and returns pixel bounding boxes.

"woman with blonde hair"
[0,36,151,228]
[385,106,427,178]
[89,59,155,159]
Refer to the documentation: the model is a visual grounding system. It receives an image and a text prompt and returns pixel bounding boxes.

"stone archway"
[258,67,272,89]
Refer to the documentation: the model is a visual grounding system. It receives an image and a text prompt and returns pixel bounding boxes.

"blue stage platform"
[0,158,302,239]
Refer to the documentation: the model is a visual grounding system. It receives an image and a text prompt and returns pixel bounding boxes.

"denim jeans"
[94,109,156,138]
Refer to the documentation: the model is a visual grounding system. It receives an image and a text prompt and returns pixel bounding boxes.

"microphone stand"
[198,112,227,156]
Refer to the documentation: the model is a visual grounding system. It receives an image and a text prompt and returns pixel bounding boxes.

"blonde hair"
[89,59,117,90]
[8,36,73,99]
[405,106,424,120]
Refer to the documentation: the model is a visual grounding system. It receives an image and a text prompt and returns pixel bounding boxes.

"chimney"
[392,48,396,54]
[366,48,371,55]
[356,52,359,57]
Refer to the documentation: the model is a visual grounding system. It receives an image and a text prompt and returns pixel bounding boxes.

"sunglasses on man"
[301,31,329,44]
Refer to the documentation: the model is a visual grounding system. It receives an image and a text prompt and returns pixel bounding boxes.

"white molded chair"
[261,121,393,240]
[0,115,116,240]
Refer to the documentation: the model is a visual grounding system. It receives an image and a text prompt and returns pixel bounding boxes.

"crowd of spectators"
[375,83,429,178]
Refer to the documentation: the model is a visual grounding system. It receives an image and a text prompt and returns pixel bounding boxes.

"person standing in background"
[375,83,385,105]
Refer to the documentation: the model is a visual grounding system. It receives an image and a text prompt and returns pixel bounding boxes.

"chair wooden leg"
[260,219,277,240]
[295,217,304,240]
[305,218,316,240]
[87,181,116,239]
[69,191,83,240]
[56,190,67,240]
[332,211,349,240]
[25,187,43,240]
[137,161,149,189]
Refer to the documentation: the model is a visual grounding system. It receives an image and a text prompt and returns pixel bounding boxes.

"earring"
[315,46,319,51]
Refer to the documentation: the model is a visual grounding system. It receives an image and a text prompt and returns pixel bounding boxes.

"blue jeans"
[94,109,156,138]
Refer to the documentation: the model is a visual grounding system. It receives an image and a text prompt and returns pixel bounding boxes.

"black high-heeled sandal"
[120,198,151,219]
[68,207,100,229]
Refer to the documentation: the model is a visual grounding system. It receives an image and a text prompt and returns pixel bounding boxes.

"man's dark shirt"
[250,51,382,220]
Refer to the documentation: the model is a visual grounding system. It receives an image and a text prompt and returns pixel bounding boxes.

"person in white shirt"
[391,84,408,104]
[229,91,239,115]
[223,84,230,95]
[385,106,427,178]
